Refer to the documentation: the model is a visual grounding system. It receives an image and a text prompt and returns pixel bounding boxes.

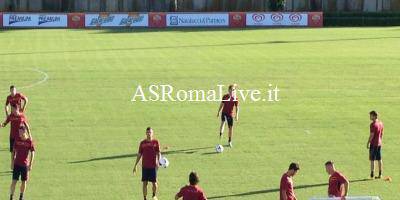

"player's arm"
[235,104,239,121]
[1,117,10,128]
[133,153,142,175]
[29,150,35,171]
[175,189,183,200]
[21,95,28,112]
[217,102,223,117]
[24,121,32,139]
[343,179,349,196]
[281,189,288,200]
[174,194,181,200]
[4,101,9,117]
[366,131,374,149]
[11,149,16,170]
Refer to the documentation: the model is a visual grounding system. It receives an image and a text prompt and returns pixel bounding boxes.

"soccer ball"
[159,156,169,168]
[215,144,224,153]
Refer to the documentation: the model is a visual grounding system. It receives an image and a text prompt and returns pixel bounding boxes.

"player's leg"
[19,181,26,200]
[10,180,17,200]
[142,181,148,200]
[369,146,375,178]
[10,164,20,200]
[150,168,158,200]
[142,168,149,200]
[19,166,28,200]
[376,146,383,178]
[219,114,226,138]
[151,182,158,200]
[227,116,233,147]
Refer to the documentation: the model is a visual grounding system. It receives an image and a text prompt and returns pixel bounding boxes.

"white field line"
[1,68,49,93]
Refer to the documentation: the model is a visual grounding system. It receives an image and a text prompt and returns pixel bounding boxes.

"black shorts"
[13,165,29,181]
[221,113,233,127]
[369,146,382,161]
[9,138,15,152]
[142,168,157,182]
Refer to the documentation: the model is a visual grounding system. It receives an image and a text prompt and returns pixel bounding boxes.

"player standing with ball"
[133,127,161,200]
[217,84,239,148]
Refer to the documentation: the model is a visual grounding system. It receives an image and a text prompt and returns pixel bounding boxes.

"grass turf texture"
[0,27,399,200]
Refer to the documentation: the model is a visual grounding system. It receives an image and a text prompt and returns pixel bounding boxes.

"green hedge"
[324,12,400,26]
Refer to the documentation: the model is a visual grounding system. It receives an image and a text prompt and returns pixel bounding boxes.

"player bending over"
[217,84,239,147]
[10,126,35,200]
[5,86,28,117]
[367,110,384,179]
[175,171,207,200]
[133,127,161,200]
[280,162,300,200]
[325,161,349,199]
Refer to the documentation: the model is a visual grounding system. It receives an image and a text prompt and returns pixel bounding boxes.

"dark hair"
[189,172,199,185]
[146,127,152,131]
[10,85,15,90]
[288,162,300,171]
[369,111,378,117]
[325,160,334,166]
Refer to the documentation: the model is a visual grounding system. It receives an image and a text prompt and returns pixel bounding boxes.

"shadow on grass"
[69,146,213,164]
[207,178,371,199]
[0,36,399,57]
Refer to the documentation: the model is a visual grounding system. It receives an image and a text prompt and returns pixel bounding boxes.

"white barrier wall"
[246,13,308,26]
[3,13,68,27]
[85,13,148,27]
[166,13,229,27]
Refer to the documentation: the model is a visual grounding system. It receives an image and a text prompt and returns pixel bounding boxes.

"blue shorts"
[221,113,233,127]
[13,165,28,181]
[142,168,157,182]
[369,146,382,161]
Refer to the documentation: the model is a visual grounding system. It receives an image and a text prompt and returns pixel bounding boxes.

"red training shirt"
[176,185,207,200]
[138,139,160,169]
[280,173,296,200]
[328,171,348,197]
[4,113,27,139]
[221,94,239,116]
[370,120,384,147]
[13,138,35,167]
[6,93,27,109]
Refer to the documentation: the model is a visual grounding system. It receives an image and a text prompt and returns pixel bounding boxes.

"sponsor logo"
[289,13,302,22]
[8,15,32,25]
[89,14,115,26]
[120,14,144,26]
[271,13,284,22]
[153,14,162,22]
[72,15,81,22]
[311,14,321,22]
[252,14,265,22]
[233,14,242,21]
[38,15,61,25]
[170,16,178,25]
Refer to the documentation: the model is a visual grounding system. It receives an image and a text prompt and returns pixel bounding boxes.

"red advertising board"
[308,12,323,27]
[149,12,166,28]
[229,12,246,28]
[68,13,85,28]
[0,13,3,28]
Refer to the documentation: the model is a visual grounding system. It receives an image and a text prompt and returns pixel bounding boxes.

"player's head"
[189,171,199,185]
[325,161,336,175]
[10,85,16,96]
[228,84,237,95]
[288,162,300,176]
[18,126,28,141]
[146,127,154,139]
[369,110,378,121]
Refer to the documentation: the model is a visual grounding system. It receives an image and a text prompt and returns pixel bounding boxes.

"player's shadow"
[207,178,371,199]
[68,146,214,164]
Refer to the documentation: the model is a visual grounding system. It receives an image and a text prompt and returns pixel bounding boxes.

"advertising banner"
[149,13,166,28]
[229,12,246,28]
[85,13,148,27]
[0,13,3,28]
[3,13,67,27]
[166,13,229,27]
[246,12,308,26]
[308,12,323,27]
[68,13,85,28]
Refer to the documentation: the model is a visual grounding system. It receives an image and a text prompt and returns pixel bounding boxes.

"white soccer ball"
[159,156,169,168]
[215,144,224,153]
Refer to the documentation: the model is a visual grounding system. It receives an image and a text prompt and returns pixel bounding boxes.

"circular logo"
[289,13,302,22]
[233,14,242,21]
[312,14,321,22]
[72,15,81,22]
[252,14,265,22]
[153,14,162,22]
[271,13,284,22]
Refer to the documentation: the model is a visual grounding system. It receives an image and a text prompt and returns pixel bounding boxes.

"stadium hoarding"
[3,13,68,27]
[85,13,148,27]
[308,12,323,27]
[149,12,166,28]
[68,13,85,28]
[0,13,3,28]
[229,12,246,28]
[166,13,229,27]
[246,12,320,27]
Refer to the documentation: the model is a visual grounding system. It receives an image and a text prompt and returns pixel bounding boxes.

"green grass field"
[0,27,399,200]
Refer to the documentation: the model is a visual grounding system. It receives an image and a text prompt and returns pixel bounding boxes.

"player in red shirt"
[280,163,300,200]
[133,127,161,200]
[1,105,32,154]
[366,110,384,179]
[217,84,239,147]
[175,172,207,200]
[10,126,35,200]
[325,161,349,199]
[5,86,28,117]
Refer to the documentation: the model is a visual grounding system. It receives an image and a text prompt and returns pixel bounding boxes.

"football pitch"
[0,27,399,200]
